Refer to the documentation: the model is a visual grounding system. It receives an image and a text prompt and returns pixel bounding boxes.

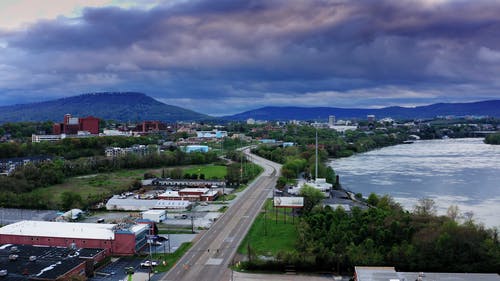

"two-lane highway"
[162,148,281,281]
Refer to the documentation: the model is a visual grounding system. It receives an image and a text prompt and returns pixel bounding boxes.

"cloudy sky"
[0,0,499,115]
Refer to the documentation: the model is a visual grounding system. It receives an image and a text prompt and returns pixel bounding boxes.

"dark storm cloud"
[1,0,500,114]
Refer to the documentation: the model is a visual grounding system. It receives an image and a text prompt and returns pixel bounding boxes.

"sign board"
[273,197,304,208]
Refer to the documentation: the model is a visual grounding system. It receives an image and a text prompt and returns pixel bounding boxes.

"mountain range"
[0,92,499,123]
[224,100,500,120]
[0,92,208,123]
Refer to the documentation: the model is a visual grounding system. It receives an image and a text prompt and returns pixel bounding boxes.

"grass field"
[237,199,298,256]
[183,165,227,179]
[32,165,227,208]
[151,242,192,272]
[214,194,237,202]
[31,169,151,208]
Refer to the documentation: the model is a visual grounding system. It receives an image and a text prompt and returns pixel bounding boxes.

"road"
[161,148,281,281]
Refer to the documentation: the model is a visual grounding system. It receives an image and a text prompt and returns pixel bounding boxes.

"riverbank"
[330,138,500,228]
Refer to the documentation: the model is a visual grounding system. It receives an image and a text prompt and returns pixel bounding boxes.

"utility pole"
[240,145,243,184]
[148,240,152,281]
[264,203,267,236]
[315,127,318,181]
[191,216,194,233]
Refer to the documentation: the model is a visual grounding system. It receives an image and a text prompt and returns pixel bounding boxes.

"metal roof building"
[0,221,149,256]
[354,266,500,281]
[106,195,192,211]
[0,221,116,240]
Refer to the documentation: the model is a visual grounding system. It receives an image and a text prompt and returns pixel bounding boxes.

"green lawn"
[151,242,193,272]
[30,165,228,209]
[31,171,146,208]
[183,165,227,179]
[238,199,298,256]
[214,194,236,202]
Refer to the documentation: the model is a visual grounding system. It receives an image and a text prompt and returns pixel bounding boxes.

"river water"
[329,138,500,228]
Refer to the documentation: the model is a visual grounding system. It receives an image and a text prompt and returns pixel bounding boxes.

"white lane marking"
[205,258,223,265]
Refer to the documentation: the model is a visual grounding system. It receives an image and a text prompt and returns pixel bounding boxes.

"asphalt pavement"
[0,208,58,225]
[161,148,281,281]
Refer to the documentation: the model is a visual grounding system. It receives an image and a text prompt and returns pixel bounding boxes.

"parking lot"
[90,234,196,281]
[162,211,222,229]
[0,208,59,225]
[91,257,162,281]
[80,211,140,224]
[140,234,196,255]
[92,257,141,281]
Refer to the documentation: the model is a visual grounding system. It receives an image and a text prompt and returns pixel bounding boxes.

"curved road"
[162,148,281,281]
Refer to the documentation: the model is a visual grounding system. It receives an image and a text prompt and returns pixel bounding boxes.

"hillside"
[224,100,500,120]
[0,92,209,122]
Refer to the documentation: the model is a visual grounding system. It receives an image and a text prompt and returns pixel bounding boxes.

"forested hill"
[0,92,209,123]
[224,100,500,120]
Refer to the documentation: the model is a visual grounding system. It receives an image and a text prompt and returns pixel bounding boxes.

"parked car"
[147,240,162,246]
[140,260,158,268]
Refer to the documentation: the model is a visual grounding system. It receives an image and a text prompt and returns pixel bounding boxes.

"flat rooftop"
[0,244,105,280]
[0,220,116,240]
[179,188,210,193]
[142,209,166,215]
[355,266,500,281]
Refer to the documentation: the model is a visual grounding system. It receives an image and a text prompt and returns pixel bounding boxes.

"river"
[329,138,500,228]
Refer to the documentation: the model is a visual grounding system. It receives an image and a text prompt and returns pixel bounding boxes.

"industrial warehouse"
[0,220,150,256]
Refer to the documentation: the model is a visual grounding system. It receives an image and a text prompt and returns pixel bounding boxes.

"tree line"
[484,133,500,145]
[252,144,336,189]
[0,135,161,160]
[0,150,219,209]
[243,195,500,274]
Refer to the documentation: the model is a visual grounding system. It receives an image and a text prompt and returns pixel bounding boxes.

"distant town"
[0,112,499,281]
[3,0,500,280]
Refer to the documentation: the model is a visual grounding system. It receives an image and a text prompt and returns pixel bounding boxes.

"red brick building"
[0,221,148,256]
[80,116,100,134]
[53,114,100,135]
[133,121,168,134]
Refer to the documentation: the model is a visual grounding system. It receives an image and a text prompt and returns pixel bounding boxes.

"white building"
[101,129,132,137]
[142,210,166,223]
[0,220,116,240]
[288,178,332,197]
[32,134,64,142]
[330,125,358,133]
[354,266,500,281]
[105,144,159,158]
[105,195,192,211]
[196,130,228,139]
[328,115,336,127]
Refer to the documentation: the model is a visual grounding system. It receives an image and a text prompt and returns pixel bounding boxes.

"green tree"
[299,185,325,213]
[484,133,500,145]
[413,198,437,216]
[60,191,83,210]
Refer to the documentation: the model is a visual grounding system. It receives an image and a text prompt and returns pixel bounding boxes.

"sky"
[0,0,500,116]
